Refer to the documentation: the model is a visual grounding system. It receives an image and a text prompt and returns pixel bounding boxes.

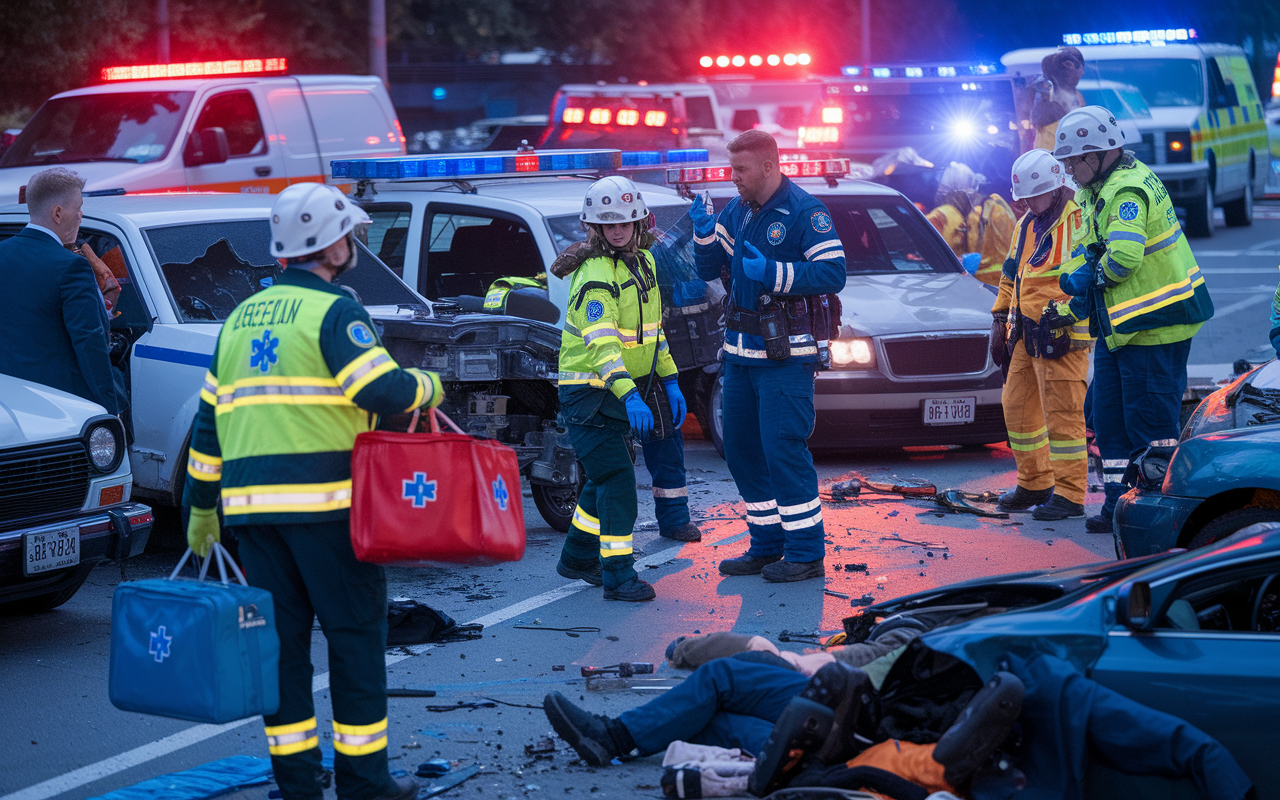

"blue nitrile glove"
[961,252,982,275]
[186,506,220,558]
[742,241,767,282]
[1059,265,1093,297]
[664,379,687,428]
[688,193,715,237]
[625,392,654,440]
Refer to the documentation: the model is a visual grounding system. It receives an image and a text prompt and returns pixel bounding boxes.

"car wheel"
[706,373,725,459]
[0,571,90,614]
[1184,180,1215,238]
[1187,507,1280,549]
[1223,181,1253,227]
[531,467,584,533]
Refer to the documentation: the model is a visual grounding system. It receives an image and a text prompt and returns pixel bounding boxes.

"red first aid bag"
[350,409,526,565]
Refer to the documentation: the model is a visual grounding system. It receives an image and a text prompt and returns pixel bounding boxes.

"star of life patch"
[1118,201,1140,222]
[347,321,376,348]
[586,299,605,322]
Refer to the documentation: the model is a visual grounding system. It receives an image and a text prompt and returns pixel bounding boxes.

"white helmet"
[1010,149,1066,200]
[270,182,370,260]
[581,175,648,224]
[1051,105,1125,159]
[938,162,982,195]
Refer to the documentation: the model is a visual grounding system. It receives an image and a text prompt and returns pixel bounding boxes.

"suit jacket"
[0,228,120,414]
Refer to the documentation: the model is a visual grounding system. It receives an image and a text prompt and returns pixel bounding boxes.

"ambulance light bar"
[619,149,709,167]
[1062,28,1196,45]
[840,63,998,78]
[331,149,623,180]
[101,57,288,82]
[665,158,850,185]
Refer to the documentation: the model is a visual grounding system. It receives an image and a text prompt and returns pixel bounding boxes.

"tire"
[1188,507,1280,550]
[531,467,585,533]
[1184,180,1215,238]
[0,571,90,614]
[706,372,725,459]
[1223,181,1253,228]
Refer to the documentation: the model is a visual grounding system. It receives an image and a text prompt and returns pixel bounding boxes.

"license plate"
[23,527,80,576]
[923,397,976,426]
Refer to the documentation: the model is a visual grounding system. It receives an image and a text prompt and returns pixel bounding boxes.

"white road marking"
[1196,252,1280,259]
[1210,293,1274,317]
[1207,285,1278,293]
[1,547,683,800]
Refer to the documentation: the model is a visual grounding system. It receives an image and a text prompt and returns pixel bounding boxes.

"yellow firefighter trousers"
[1002,345,1090,504]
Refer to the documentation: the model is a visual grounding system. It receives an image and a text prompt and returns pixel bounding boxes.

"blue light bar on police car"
[842,63,1000,78]
[330,149,623,180]
[665,158,850,185]
[1063,28,1196,46]
[619,149,710,167]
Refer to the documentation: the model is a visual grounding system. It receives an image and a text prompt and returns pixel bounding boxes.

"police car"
[0,195,579,530]
[333,149,728,455]
[673,157,1006,450]
[0,376,153,613]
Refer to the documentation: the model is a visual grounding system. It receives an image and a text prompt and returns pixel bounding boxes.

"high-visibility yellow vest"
[993,202,1091,346]
[483,275,547,311]
[927,194,1015,286]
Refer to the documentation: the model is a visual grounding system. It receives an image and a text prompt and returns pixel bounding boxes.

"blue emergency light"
[1063,28,1196,46]
[619,149,710,167]
[330,149,624,180]
[842,63,1001,79]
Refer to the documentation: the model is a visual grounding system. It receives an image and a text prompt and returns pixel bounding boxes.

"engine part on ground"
[935,490,1010,518]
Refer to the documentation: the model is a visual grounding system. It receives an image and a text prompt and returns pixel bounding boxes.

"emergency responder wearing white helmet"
[1046,105,1214,533]
[555,175,687,601]
[992,149,1093,520]
[926,162,1016,286]
[183,182,444,800]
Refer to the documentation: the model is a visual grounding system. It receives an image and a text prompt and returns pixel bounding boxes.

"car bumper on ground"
[1149,162,1209,204]
[1114,488,1201,559]
[0,502,154,604]
[813,371,1005,448]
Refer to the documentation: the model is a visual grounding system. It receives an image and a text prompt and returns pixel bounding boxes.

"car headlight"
[1180,371,1250,441]
[87,423,121,472]
[830,337,876,369]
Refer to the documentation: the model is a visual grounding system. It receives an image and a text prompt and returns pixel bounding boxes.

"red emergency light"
[561,102,670,128]
[665,165,732,184]
[701,53,810,70]
[666,158,850,185]
[100,56,288,82]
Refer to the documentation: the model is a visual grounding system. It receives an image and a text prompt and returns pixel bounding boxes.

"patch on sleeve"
[1117,201,1140,222]
[347,320,377,348]
[586,299,605,323]
[810,211,833,233]
[767,221,786,244]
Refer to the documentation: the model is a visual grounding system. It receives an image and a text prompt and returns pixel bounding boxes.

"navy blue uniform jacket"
[0,228,119,414]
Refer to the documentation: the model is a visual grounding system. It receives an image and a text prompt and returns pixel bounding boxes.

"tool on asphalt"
[879,536,950,549]
[513,625,602,637]
[581,662,657,678]
[778,631,845,648]
[415,759,451,778]
[424,701,498,712]
[386,688,438,698]
[935,489,1011,518]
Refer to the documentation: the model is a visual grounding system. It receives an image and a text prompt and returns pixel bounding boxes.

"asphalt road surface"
[2,207,1277,800]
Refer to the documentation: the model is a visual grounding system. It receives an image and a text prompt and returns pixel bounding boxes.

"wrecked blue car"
[1115,359,1280,559]
[844,525,1280,797]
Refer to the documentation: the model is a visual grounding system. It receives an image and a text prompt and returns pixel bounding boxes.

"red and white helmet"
[1052,105,1126,159]
[1010,149,1066,200]
[581,175,648,224]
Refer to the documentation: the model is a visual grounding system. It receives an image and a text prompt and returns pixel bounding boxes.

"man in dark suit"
[0,168,119,414]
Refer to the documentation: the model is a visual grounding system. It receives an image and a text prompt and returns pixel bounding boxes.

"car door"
[418,202,546,306]
[183,88,284,193]
[1089,555,1280,798]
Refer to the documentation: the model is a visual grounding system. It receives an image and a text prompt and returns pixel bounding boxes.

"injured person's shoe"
[542,691,635,766]
[802,662,874,765]
[932,670,1024,789]
[748,698,834,797]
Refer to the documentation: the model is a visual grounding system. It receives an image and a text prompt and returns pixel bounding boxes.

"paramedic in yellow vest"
[483,273,548,312]
[991,149,1092,520]
[926,162,1015,286]
[182,183,444,800]
[555,176,687,602]
[1047,106,1214,534]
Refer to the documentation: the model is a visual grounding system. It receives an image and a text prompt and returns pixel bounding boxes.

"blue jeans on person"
[722,361,825,562]
[618,656,809,756]
[1092,337,1192,516]
[640,431,691,534]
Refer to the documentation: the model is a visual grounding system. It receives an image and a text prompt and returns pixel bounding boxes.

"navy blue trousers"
[640,431,691,534]
[618,657,809,756]
[722,361,825,562]
[1092,338,1191,516]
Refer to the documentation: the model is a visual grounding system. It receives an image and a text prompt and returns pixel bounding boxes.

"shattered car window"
[147,220,421,322]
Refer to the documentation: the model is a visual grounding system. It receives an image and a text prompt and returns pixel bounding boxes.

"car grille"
[0,440,90,528]
[1130,133,1155,164]
[882,336,988,377]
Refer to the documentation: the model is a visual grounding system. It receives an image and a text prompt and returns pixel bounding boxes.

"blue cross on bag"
[109,543,280,723]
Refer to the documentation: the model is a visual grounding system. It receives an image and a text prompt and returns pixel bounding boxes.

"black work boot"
[1032,495,1086,521]
[1086,513,1114,534]
[933,671,1024,789]
[718,554,782,576]
[371,775,420,800]
[660,522,702,542]
[748,698,833,796]
[761,559,825,583]
[804,662,874,764]
[603,577,656,602]
[543,692,635,766]
[997,485,1054,513]
[556,560,603,587]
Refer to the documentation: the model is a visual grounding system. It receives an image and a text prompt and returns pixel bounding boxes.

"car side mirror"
[184,127,230,167]
[1116,581,1153,630]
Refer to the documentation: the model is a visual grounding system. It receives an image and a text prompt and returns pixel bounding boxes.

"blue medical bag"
[109,544,280,723]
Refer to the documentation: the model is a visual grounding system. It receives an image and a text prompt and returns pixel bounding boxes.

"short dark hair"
[26,167,84,217]
[726,129,779,163]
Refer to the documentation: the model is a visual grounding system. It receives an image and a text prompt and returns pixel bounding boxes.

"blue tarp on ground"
[88,755,273,800]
